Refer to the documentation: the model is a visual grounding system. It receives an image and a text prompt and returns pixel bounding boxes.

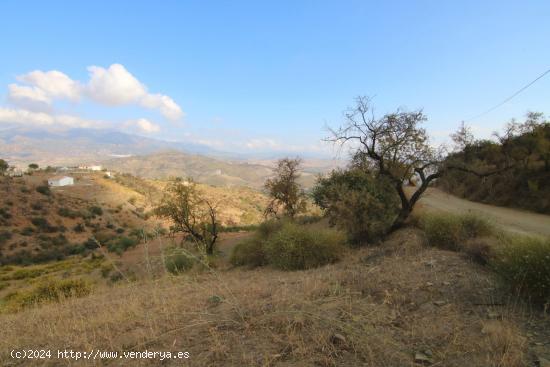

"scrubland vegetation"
[0,103,549,366]
[439,114,550,213]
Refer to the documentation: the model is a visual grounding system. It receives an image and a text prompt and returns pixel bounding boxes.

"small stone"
[331,333,346,345]
[433,300,446,307]
[424,260,436,268]
[414,352,433,365]
[442,281,450,286]
[426,282,434,286]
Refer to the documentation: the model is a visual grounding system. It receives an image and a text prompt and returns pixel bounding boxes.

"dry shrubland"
[2,228,546,366]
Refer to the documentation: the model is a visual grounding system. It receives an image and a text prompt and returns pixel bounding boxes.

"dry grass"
[1,228,543,366]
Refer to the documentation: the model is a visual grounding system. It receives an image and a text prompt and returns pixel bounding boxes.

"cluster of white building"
[78,165,103,171]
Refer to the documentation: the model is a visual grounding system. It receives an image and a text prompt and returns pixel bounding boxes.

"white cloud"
[124,118,161,133]
[18,70,81,101]
[141,93,183,121]
[85,64,183,120]
[0,107,105,129]
[86,64,146,105]
[6,64,183,121]
[8,84,51,104]
[0,107,53,125]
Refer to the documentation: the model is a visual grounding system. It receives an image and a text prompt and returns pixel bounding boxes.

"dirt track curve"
[412,188,550,238]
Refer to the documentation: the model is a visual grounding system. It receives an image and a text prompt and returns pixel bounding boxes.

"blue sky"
[0,1,549,156]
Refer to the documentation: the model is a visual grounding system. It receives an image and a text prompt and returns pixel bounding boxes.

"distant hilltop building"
[79,165,102,171]
[7,168,23,177]
[48,176,74,187]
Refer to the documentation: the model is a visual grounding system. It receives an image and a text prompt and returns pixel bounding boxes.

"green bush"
[36,185,51,196]
[0,207,11,219]
[257,218,286,238]
[264,222,345,270]
[31,217,58,233]
[88,205,103,216]
[230,237,267,267]
[6,279,90,310]
[312,168,400,244]
[107,236,138,254]
[73,223,85,233]
[0,230,12,244]
[491,235,550,305]
[419,213,493,251]
[58,207,79,218]
[21,227,34,236]
[164,248,194,274]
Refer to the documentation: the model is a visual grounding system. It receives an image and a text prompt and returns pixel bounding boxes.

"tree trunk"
[206,241,214,255]
[389,206,412,232]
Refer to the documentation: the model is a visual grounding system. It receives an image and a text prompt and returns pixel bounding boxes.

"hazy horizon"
[1,1,549,157]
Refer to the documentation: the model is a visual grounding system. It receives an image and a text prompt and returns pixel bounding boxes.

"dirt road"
[412,188,550,237]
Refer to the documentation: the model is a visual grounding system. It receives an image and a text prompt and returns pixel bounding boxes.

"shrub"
[0,207,11,219]
[82,238,98,250]
[264,222,345,270]
[463,237,494,265]
[230,237,267,267]
[107,236,138,254]
[21,227,34,236]
[491,235,550,305]
[36,185,51,196]
[58,207,78,218]
[257,218,286,238]
[419,213,493,251]
[88,206,103,216]
[312,168,400,244]
[6,279,91,310]
[0,230,12,244]
[73,223,85,233]
[31,217,58,233]
[164,248,194,274]
[219,224,259,233]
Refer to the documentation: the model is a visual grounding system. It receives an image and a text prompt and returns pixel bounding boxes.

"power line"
[464,67,550,122]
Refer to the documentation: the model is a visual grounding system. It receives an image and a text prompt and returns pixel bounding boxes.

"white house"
[48,176,74,187]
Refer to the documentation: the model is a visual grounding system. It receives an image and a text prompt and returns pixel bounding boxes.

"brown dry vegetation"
[1,228,547,366]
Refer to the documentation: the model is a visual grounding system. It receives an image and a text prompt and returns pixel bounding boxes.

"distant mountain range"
[0,126,344,188]
[0,126,223,166]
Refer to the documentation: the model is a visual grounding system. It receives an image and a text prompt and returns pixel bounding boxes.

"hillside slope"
[104,151,318,189]
[1,228,548,366]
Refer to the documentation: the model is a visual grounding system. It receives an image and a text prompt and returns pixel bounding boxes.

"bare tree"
[328,96,503,232]
[264,158,307,219]
[154,178,218,255]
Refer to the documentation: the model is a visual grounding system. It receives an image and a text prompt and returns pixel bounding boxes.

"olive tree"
[264,158,307,219]
[154,178,218,255]
[328,97,509,232]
